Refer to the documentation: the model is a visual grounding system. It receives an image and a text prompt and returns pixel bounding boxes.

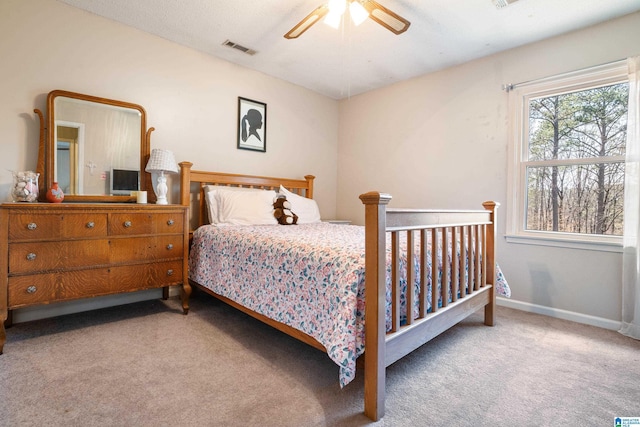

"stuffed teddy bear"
[273,195,298,225]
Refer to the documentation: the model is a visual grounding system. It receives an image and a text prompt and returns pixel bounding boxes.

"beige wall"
[337,12,640,326]
[0,0,339,216]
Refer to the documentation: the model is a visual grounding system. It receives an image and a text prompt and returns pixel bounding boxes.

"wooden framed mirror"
[36,90,153,202]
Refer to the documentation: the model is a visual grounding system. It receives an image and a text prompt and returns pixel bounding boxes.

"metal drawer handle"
[123,221,132,228]
[26,253,37,261]
[26,285,37,294]
[167,269,174,276]
[167,219,175,226]
[166,244,173,250]
[27,222,37,230]
[86,221,95,229]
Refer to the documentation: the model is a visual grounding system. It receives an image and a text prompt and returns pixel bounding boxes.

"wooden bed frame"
[178,161,498,421]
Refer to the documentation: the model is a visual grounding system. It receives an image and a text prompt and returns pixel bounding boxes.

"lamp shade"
[145,149,179,174]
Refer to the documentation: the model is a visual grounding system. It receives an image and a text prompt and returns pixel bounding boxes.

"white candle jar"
[11,171,40,202]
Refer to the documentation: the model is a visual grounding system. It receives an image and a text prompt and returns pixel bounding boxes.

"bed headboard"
[178,161,315,231]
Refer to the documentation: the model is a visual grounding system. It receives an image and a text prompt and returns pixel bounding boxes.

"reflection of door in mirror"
[56,124,82,194]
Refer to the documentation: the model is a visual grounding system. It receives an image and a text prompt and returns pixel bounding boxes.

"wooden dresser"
[0,202,189,354]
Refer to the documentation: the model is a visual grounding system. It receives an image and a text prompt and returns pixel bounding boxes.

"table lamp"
[145,149,179,204]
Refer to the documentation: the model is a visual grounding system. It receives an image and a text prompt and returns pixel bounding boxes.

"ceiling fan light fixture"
[327,0,347,14]
[324,10,342,28]
[349,1,369,26]
[324,0,346,28]
[284,0,409,39]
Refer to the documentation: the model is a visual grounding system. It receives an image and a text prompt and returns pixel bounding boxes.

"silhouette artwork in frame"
[237,97,267,152]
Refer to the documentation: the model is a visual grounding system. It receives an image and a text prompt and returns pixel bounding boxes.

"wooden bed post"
[179,161,193,207]
[178,161,193,314]
[359,191,392,421]
[304,175,315,199]
[482,201,499,327]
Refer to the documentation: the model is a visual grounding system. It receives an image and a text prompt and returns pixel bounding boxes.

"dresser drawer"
[8,213,108,241]
[108,212,184,236]
[8,260,183,308]
[109,213,154,235]
[109,235,184,263]
[154,213,184,234]
[8,268,111,307]
[61,214,108,238]
[9,240,111,274]
[8,214,60,240]
[109,260,184,291]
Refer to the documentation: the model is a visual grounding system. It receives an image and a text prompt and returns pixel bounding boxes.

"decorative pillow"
[215,188,278,225]
[204,185,266,224]
[279,185,321,224]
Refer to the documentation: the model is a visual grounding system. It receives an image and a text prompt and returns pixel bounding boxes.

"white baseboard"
[496,297,621,331]
[11,286,182,324]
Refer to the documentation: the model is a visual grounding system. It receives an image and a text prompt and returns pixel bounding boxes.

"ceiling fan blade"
[284,5,329,39]
[361,0,411,35]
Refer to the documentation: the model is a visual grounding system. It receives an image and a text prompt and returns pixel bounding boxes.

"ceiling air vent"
[222,40,257,56]
[492,0,518,8]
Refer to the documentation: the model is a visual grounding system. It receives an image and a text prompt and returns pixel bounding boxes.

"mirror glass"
[44,90,150,202]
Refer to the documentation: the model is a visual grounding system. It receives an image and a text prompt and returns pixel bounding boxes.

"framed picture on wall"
[237,97,267,152]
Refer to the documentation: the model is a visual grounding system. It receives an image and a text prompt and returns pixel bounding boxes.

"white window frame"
[506,61,629,252]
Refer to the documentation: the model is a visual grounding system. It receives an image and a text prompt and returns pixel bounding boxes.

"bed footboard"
[359,192,498,421]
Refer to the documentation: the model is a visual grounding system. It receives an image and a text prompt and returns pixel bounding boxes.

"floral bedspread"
[189,223,510,387]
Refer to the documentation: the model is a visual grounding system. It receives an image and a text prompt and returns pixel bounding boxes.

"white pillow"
[279,185,321,224]
[204,185,266,224]
[204,189,219,224]
[216,188,278,225]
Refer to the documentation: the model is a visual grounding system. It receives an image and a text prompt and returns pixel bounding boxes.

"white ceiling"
[56,0,640,100]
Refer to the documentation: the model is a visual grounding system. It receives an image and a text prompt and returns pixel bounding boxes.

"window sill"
[505,234,623,253]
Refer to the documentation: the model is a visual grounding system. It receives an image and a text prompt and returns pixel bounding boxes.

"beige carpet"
[1,289,639,426]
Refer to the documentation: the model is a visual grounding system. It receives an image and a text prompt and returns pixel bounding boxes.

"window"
[507,61,630,251]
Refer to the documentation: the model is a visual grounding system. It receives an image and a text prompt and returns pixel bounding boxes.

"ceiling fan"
[284,0,411,39]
